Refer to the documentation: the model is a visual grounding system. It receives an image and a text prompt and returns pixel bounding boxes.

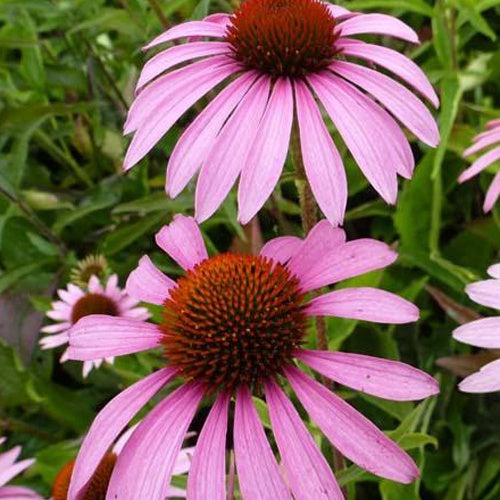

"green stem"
[147,0,170,29]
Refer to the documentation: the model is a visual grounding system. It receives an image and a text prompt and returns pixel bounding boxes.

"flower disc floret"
[160,253,308,390]
[71,294,119,324]
[225,0,338,77]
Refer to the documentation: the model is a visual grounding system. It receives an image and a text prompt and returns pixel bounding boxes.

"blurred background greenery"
[0,0,499,498]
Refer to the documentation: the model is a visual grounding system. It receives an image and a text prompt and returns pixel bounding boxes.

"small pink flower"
[453,264,500,393]
[50,424,193,499]
[124,0,439,226]
[66,215,439,499]
[460,119,500,212]
[0,437,42,499]
[40,274,150,377]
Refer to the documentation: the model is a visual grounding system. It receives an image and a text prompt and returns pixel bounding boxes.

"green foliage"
[0,0,499,498]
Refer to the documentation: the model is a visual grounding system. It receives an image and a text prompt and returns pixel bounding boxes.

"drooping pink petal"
[337,39,439,107]
[287,220,345,282]
[331,61,439,147]
[466,278,500,309]
[294,80,347,226]
[238,78,294,224]
[463,130,500,156]
[458,146,500,182]
[66,316,163,361]
[195,77,271,222]
[58,286,83,304]
[136,41,232,90]
[143,21,228,50]
[187,392,230,500]
[68,368,177,499]
[338,14,419,43]
[234,386,291,500]
[126,255,176,305]
[458,359,500,393]
[297,350,439,401]
[264,379,343,499]
[39,332,69,349]
[167,72,258,198]
[488,263,500,279]
[0,485,43,499]
[306,287,419,324]
[285,366,419,483]
[0,458,35,489]
[453,317,500,348]
[291,238,397,292]
[0,446,21,473]
[259,236,303,265]
[324,3,352,19]
[484,170,500,212]
[308,72,399,203]
[124,58,239,170]
[486,119,500,129]
[107,383,203,500]
[155,215,208,270]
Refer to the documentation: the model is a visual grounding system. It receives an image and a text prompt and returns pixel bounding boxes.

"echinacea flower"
[0,437,42,499]
[461,119,500,212]
[40,274,150,377]
[452,263,500,393]
[50,425,193,499]
[66,215,439,499]
[123,0,440,226]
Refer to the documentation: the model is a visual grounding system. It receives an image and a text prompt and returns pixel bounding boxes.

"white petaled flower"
[40,274,150,377]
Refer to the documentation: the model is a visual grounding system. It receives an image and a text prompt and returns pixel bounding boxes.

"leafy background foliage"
[0,0,499,498]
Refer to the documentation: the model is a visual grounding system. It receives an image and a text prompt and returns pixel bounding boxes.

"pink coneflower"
[40,274,150,377]
[124,0,439,226]
[461,119,500,212]
[453,264,500,393]
[51,425,193,499]
[66,215,439,499]
[0,437,41,499]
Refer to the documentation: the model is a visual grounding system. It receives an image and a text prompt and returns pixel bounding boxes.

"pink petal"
[0,458,34,488]
[68,368,176,498]
[330,61,439,147]
[463,129,500,156]
[337,39,439,108]
[58,286,83,304]
[137,41,231,90]
[155,215,208,270]
[453,317,500,348]
[297,350,439,401]
[195,77,271,222]
[173,446,195,475]
[458,359,500,393]
[306,287,419,324]
[259,236,303,265]
[143,21,228,50]
[187,392,230,500]
[325,3,352,19]
[486,119,500,130]
[291,238,397,292]
[295,80,347,226]
[338,14,419,43]
[487,263,500,279]
[484,170,500,212]
[66,316,163,361]
[466,278,500,309]
[308,72,399,203]
[40,322,70,334]
[0,446,21,472]
[458,146,500,183]
[234,386,291,500]
[287,220,345,282]
[0,486,43,499]
[238,78,294,224]
[124,57,238,170]
[107,383,203,500]
[167,72,258,198]
[285,366,419,483]
[126,255,176,305]
[265,379,343,499]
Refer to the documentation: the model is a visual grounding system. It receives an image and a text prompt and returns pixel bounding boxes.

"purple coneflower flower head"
[124,0,440,226]
[51,424,192,499]
[453,263,500,393]
[66,215,439,499]
[0,437,42,499]
[40,274,150,378]
[461,119,500,212]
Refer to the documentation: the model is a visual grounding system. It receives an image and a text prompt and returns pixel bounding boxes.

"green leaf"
[345,0,434,16]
